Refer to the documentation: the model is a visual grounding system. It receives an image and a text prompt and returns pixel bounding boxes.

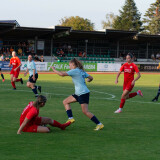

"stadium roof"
[0,20,160,43]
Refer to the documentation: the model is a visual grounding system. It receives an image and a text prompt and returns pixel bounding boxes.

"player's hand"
[17,131,21,134]
[115,79,118,84]
[131,80,135,86]
[87,78,91,82]
[51,66,55,70]
[14,68,17,71]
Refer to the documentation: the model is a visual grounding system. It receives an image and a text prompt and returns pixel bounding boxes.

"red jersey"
[20,102,39,125]
[120,62,139,83]
[10,56,21,69]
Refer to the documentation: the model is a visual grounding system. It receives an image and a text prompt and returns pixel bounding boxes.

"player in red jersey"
[114,53,143,113]
[17,95,71,134]
[9,51,23,90]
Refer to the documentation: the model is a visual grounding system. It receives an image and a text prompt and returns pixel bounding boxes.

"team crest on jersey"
[130,66,133,68]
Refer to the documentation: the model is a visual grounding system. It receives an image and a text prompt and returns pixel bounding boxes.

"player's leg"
[0,69,5,82]
[152,83,160,101]
[30,82,39,97]
[114,89,130,113]
[41,117,71,130]
[127,90,143,99]
[14,70,23,84]
[10,74,16,89]
[34,73,41,93]
[81,104,104,131]
[37,126,50,133]
[63,95,77,123]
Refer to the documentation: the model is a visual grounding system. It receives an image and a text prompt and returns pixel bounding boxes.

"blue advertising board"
[0,61,11,70]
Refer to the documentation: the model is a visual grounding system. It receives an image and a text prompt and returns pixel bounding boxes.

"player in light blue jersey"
[24,55,41,97]
[51,58,104,131]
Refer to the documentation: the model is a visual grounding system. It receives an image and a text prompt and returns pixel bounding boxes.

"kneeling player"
[24,55,41,97]
[17,95,71,134]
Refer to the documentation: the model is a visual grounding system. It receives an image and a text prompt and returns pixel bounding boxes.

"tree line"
[58,0,160,35]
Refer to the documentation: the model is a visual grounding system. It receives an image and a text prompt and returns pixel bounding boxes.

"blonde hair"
[33,95,47,108]
[70,58,84,70]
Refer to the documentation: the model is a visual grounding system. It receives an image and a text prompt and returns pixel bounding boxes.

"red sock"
[11,82,16,88]
[16,79,21,82]
[120,99,126,108]
[52,120,62,128]
[129,92,137,98]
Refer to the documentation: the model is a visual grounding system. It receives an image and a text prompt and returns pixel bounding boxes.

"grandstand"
[0,21,160,64]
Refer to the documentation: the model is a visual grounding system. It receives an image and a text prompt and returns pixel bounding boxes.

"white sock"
[119,108,122,111]
[69,117,73,119]
[137,91,139,95]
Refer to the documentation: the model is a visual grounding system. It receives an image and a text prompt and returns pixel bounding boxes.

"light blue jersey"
[67,68,90,96]
[27,60,37,76]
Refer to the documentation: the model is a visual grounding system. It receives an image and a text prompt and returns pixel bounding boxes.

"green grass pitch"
[0,73,160,160]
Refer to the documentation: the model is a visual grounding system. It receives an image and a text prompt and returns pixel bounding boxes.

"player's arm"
[87,75,93,82]
[24,68,29,77]
[131,72,141,86]
[51,66,68,76]
[15,63,22,71]
[115,71,122,84]
[17,118,30,134]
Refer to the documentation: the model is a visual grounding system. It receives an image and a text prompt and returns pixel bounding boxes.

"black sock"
[66,109,73,118]
[32,87,38,95]
[156,87,160,98]
[91,115,100,125]
[1,73,4,79]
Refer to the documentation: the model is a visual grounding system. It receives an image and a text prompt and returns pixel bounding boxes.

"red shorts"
[22,117,42,133]
[123,82,134,92]
[10,68,20,78]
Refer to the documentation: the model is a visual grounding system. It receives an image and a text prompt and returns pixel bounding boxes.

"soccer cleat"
[13,88,16,90]
[66,118,75,124]
[20,78,23,84]
[61,121,71,130]
[38,86,41,93]
[2,79,5,82]
[137,90,143,97]
[114,109,122,113]
[94,123,104,131]
[152,97,158,102]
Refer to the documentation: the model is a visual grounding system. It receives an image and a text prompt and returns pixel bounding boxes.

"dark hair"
[33,95,47,108]
[127,53,133,59]
[70,58,84,70]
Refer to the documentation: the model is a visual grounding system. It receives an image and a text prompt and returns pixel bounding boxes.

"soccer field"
[0,73,160,160]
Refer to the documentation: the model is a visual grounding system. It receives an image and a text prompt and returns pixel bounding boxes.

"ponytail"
[70,58,84,71]
[33,95,47,108]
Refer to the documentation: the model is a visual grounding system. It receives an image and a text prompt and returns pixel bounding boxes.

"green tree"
[102,12,117,29]
[143,0,160,34]
[113,0,142,31]
[58,16,94,31]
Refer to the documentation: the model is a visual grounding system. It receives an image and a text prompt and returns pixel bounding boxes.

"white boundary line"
[1,87,160,105]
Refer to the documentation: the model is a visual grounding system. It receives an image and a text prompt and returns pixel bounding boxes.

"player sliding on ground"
[9,51,23,90]
[51,58,104,131]
[114,53,143,113]
[17,95,71,134]
[24,55,41,97]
